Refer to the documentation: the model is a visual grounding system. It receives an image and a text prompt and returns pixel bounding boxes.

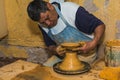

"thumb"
[79,44,86,50]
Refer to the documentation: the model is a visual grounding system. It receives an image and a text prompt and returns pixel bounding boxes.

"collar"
[51,2,61,10]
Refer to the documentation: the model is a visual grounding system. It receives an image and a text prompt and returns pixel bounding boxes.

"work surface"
[0,60,105,80]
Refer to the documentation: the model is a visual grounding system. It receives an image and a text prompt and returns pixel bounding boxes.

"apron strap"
[53,5,70,26]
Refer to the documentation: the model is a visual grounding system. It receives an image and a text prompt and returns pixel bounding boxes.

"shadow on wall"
[27,19,41,35]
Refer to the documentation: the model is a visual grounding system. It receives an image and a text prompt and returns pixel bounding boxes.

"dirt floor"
[0,37,50,67]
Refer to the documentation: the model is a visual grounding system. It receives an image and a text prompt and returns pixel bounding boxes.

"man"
[27,0,105,66]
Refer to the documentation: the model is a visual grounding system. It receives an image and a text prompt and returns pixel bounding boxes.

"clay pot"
[105,40,120,67]
[59,42,84,71]
[61,42,80,50]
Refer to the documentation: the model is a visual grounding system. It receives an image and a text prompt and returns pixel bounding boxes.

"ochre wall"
[0,0,8,39]
[4,0,46,47]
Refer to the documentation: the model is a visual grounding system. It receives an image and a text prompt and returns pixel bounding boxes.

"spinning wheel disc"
[53,61,91,75]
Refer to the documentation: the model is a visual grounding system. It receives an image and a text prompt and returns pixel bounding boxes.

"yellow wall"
[4,0,45,47]
[0,0,8,39]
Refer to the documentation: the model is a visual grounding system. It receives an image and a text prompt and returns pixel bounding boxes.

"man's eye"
[41,22,46,25]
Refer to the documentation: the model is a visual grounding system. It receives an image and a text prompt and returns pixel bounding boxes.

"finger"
[56,46,65,52]
[78,46,85,51]
[78,41,85,46]
[72,48,80,51]
[57,51,66,58]
[58,50,66,55]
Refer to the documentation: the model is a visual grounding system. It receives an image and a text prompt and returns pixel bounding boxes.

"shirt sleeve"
[38,25,56,47]
[75,7,104,34]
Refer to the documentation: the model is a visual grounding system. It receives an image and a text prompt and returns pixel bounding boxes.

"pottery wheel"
[53,61,91,75]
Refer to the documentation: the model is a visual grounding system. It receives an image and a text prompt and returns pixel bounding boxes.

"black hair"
[27,0,48,21]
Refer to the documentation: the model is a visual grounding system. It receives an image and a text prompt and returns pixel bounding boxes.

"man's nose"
[45,20,51,26]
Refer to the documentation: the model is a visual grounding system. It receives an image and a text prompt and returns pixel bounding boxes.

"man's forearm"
[93,24,105,46]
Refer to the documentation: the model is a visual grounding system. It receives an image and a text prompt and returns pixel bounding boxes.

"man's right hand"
[56,45,66,56]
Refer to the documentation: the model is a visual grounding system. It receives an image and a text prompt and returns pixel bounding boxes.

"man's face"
[39,5,58,28]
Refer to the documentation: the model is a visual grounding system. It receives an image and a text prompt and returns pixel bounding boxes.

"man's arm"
[38,25,58,56]
[93,24,105,47]
[75,6,106,53]
[79,24,105,53]
[38,25,56,47]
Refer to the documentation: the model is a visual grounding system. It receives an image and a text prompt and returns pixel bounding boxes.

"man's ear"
[47,3,54,10]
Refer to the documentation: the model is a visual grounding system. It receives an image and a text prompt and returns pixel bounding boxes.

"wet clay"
[59,52,84,71]
[59,42,84,71]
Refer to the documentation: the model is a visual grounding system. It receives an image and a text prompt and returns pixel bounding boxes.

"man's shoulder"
[61,2,79,7]
[49,0,64,3]
[60,2,80,13]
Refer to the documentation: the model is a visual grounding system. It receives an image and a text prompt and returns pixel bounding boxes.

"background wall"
[0,0,46,59]
[0,0,8,39]
[4,0,45,47]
